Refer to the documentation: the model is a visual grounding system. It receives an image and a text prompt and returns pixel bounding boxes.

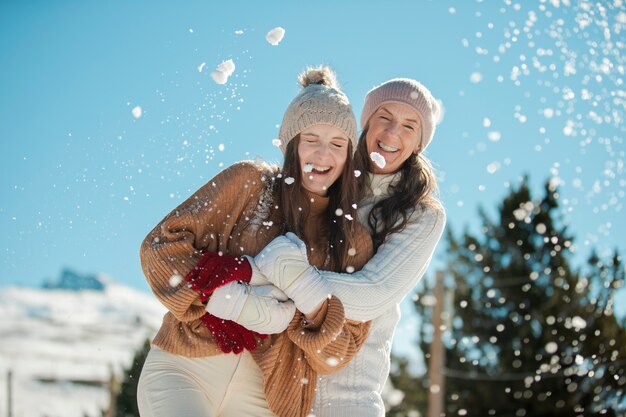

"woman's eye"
[404,125,415,131]
[379,115,389,120]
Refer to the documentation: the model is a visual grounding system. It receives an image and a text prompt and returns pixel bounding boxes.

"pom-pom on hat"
[278,66,357,154]
[360,78,440,152]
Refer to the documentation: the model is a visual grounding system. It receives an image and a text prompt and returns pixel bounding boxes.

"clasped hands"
[186,232,329,353]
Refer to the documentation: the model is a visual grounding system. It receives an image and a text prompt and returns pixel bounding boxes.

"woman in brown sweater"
[137,67,373,417]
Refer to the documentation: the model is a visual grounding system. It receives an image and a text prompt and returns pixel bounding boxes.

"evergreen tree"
[387,355,429,416]
[114,338,151,417]
[409,177,626,416]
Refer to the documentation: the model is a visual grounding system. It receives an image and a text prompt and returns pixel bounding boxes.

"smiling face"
[297,124,350,196]
[364,102,423,175]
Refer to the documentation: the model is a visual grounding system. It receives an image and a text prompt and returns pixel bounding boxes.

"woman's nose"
[315,144,331,158]
[384,121,401,136]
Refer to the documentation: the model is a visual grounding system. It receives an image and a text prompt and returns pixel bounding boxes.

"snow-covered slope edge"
[0,277,166,417]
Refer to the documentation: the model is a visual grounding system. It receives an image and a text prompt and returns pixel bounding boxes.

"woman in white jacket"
[252,77,446,416]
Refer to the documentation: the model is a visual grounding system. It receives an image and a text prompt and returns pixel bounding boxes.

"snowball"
[272,139,281,147]
[284,177,295,185]
[487,131,501,142]
[543,108,555,118]
[335,209,343,216]
[486,162,500,174]
[266,27,285,46]
[348,248,356,256]
[571,316,587,330]
[132,106,142,119]
[535,223,547,234]
[325,357,339,366]
[303,164,314,173]
[354,170,361,177]
[211,70,228,85]
[218,144,225,152]
[217,59,235,76]
[346,266,355,273]
[344,214,353,220]
[198,62,206,73]
[210,59,236,85]
[169,274,183,287]
[420,294,437,307]
[369,152,386,169]
[545,342,558,354]
[470,72,483,83]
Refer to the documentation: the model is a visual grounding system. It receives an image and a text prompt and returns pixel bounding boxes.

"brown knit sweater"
[140,161,373,417]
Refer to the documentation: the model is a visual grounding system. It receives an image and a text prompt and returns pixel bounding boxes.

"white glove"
[253,232,330,315]
[246,256,271,286]
[205,281,295,334]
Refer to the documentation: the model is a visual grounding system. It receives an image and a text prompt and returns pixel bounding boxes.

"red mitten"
[185,252,252,301]
[200,313,266,354]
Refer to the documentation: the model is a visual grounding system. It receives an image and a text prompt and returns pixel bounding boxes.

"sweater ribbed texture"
[140,160,373,417]
[314,172,446,415]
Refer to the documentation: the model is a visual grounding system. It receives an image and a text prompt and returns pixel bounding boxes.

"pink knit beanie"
[360,78,440,151]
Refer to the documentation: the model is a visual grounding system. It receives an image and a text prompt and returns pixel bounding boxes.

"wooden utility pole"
[427,271,445,417]
[105,365,117,417]
[6,370,12,417]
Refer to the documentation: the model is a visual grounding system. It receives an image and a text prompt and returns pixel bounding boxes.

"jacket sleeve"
[321,204,446,322]
[139,161,265,323]
[286,226,374,375]
[287,296,371,375]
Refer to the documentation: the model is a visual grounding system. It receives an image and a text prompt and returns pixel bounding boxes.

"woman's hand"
[206,281,296,334]
[253,232,330,315]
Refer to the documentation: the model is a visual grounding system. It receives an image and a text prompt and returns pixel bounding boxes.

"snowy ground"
[0,281,166,417]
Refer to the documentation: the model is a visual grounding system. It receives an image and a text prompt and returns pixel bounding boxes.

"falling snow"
[131,106,142,118]
[210,59,236,85]
[265,27,285,46]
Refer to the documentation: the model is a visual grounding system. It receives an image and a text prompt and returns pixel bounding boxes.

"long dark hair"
[279,135,359,271]
[353,128,440,250]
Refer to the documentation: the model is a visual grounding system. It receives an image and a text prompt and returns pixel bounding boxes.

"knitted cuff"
[185,251,252,301]
[284,266,331,315]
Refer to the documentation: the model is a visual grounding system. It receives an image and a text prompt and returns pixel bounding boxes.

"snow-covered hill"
[0,274,166,417]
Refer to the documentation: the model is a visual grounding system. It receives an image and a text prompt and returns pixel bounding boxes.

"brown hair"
[353,128,440,250]
[279,135,359,271]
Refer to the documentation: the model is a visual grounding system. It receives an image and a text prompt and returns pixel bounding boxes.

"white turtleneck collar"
[364,171,402,201]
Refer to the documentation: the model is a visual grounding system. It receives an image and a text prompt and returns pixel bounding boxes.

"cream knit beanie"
[360,78,440,151]
[278,66,357,154]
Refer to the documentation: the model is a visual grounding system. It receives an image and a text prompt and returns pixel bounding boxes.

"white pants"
[137,346,275,417]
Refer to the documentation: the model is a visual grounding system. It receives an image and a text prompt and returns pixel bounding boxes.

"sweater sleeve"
[287,297,371,375]
[286,224,374,375]
[321,204,446,322]
[139,161,267,323]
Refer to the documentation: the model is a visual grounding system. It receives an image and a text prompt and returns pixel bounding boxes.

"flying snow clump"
[370,152,386,169]
[470,72,483,83]
[210,59,236,85]
[266,27,285,46]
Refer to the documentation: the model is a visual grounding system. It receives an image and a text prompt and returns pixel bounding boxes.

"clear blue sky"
[1,1,625,299]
